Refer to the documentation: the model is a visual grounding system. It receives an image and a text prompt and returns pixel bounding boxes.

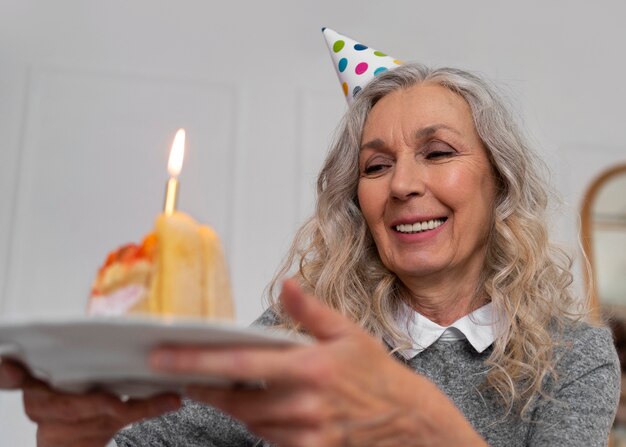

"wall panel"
[296,89,345,222]
[3,68,236,316]
[229,85,300,323]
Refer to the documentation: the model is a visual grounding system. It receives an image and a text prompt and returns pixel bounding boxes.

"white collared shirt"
[387,301,498,360]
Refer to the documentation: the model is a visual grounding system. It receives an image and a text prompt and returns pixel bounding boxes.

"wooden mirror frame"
[580,162,626,321]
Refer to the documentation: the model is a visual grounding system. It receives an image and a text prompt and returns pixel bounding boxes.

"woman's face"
[358,83,497,285]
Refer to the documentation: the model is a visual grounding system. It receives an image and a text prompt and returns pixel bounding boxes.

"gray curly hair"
[268,63,582,415]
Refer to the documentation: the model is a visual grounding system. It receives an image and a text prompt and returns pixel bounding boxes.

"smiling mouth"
[394,218,447,234]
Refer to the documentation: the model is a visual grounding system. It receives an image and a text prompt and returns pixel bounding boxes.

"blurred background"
[1,0,625,442]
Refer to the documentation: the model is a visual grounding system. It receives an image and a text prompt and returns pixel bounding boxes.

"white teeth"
[395,219,445,234]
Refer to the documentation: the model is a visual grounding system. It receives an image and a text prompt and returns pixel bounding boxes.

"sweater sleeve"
[527,325,620,446]
[114,399,263,447]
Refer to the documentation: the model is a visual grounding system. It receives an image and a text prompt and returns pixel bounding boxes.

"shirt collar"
[387,301,498,360]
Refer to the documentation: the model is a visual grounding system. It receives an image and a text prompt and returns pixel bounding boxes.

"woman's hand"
[0,359,27,389]
[0,359,181,447]
[150,280,486,447]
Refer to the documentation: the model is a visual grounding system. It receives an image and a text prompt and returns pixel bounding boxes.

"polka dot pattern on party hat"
[338,58,348,72]
[322,28,404,104]
[333,40,345,53]
[355,62,368,75]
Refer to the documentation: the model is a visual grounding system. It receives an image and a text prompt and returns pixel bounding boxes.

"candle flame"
[168,128,186,177]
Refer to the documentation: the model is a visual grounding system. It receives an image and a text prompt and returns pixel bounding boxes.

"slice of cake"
[89,211,234,319]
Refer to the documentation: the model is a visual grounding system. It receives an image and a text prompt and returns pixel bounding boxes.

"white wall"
[1,0,625,443]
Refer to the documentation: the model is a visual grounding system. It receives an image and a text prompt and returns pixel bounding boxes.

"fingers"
[36,419,120,447]
[23,381,181,426]
[0,359,28,389]
[186,385,327,428]
[24,381,119,422]
[151,345,309,383]
[186,384,345,447]
[280,279,356,341]
[24,383,181,447]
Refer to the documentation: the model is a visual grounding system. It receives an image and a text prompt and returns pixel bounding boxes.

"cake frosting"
[89,211,233,319]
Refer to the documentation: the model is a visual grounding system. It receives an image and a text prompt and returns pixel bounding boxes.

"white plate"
[0,316,307,397]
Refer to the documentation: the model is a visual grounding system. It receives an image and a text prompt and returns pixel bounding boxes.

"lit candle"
[164,128,186,214]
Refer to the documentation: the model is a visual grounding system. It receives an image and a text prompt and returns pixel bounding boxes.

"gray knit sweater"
[115,314,620,447]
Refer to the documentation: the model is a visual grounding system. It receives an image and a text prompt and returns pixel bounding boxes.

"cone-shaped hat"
[322,27,402,104]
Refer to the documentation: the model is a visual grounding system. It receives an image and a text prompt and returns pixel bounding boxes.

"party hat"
[322,27,403,104]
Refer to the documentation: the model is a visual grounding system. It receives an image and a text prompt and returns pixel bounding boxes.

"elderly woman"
[0,63,620,446]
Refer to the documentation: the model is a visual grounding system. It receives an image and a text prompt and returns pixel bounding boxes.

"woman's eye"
[424,141,456,160]
[364,163,389,175]
[426,150,454,159]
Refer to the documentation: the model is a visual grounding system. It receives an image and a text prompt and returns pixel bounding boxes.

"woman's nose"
[390,159,426,201]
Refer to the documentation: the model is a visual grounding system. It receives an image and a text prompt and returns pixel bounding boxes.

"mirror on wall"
[581,163,626,318]
[580,162,626,444]
[593,173,626,308]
